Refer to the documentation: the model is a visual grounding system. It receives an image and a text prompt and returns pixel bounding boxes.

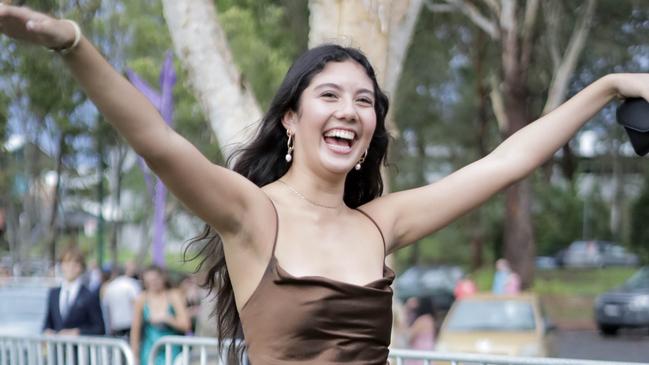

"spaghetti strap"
[268,197,280,256]
[355,208,387,256]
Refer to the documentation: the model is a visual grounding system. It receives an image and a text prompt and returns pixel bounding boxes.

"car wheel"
[598,324,619,336]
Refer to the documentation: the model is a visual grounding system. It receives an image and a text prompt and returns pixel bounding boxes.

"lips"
[323,128,356,153]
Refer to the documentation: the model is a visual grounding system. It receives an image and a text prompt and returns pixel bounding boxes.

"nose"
[333,97,358,122]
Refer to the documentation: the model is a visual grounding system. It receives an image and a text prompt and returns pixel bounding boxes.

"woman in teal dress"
[130,266,191,365]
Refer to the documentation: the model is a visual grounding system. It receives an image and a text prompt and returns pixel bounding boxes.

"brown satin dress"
[239,203,395,365]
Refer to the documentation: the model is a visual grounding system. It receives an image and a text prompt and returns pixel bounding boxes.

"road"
[556,329,649,363]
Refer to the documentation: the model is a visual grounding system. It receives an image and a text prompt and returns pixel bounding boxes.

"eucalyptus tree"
[415,0,597,286]
[395,0,648,281]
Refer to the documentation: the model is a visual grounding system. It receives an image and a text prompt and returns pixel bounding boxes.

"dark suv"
[594,266,649,336]
[395,265,464,312]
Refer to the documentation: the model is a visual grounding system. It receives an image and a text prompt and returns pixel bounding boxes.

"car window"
[446,300,537,331]
[625,268,649,290]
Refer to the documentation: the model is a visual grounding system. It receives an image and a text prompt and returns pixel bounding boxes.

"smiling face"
[283,60,377,176]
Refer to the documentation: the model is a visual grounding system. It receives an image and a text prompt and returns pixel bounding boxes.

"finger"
[0,4,38,22]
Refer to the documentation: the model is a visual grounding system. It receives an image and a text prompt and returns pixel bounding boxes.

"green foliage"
[392,10,505,267]
[391,1,648,271]
[532,179,584,255]
[215,0,308,108]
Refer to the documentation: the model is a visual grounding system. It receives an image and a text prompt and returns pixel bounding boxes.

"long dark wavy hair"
[186,44,390,362]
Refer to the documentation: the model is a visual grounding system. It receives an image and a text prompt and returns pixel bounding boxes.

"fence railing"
[149,336,648,365]
[388,348,648,365]
[147,335,248,365]
[0,334,135,365]
[2,334,648,365]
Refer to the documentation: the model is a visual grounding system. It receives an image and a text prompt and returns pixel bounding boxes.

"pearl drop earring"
[355,150,368,170]
[285,130,294,162]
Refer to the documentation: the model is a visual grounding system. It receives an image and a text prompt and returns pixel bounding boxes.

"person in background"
[492,258,510,294]
[130,265,190,365]
[124,259,141,281]
[405,297,436,365]
[454,273,477,299]
[179,274,202,335]
[504,269,521,294]
[391,298,410,349]
[492,258,521,295]
[102,266,141,339]
[84,259,103,294]
[43,247,105,336]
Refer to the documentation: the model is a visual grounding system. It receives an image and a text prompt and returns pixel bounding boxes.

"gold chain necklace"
[278,180,342,209]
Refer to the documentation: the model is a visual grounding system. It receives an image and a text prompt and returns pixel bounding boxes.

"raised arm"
[0,5,264,235]
[365,74,649,252]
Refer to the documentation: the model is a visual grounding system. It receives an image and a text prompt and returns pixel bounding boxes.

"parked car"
[394,265,463,312]
[535,256,558,270]
[436,293,556,357]
[594,266,649,336]
[0,277,58,336]
[557,240,638,268]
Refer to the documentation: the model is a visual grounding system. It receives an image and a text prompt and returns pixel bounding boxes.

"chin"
[319,157,356,175]
[318,149,361,174]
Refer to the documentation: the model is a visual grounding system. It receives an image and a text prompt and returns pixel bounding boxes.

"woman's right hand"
[0,3,77,49]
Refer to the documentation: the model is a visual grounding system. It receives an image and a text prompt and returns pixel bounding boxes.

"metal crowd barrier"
[149,336,649,365]
[3,334,647,365]
[388,348,648,365]
[0,334,134,365]
[148,335,248,365]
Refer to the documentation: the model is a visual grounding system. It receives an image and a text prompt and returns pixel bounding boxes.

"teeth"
[324,129,355,141]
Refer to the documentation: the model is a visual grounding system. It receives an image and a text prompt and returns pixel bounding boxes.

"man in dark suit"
[43,247,105,336]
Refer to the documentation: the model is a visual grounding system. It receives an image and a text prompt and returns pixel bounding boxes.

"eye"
[357,97,374,106]
[320,91,338,99]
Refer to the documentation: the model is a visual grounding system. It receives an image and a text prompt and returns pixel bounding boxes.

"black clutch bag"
[616,98,649,156]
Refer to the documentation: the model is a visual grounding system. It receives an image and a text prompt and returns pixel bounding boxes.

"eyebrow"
[314,83,374,97]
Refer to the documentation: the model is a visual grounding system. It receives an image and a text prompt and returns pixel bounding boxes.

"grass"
[532,267,636,295]
[469,266,636,295]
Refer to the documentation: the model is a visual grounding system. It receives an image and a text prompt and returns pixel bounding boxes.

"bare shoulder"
[357,194,402,252]
[168,289,186,306]
[134,293,146,307]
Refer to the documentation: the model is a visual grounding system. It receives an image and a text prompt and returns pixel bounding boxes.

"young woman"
[404,297,436,365]
[1,4,648,364]
[130,266,190,365]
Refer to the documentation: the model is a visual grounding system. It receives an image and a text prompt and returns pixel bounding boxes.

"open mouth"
[323,128,356,153]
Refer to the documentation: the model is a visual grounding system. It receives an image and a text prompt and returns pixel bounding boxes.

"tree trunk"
[542,0,596,182]
[109,146,127,269]
[504,179,535,287]
[499,0,537,288]
[501,96,537,287]
[161,0,262,159]
[308,0,423,109]
[469,229,484,271]
[47,133,66,266]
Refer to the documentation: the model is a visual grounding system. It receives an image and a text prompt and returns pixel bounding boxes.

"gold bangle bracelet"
[48,19,81,55]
